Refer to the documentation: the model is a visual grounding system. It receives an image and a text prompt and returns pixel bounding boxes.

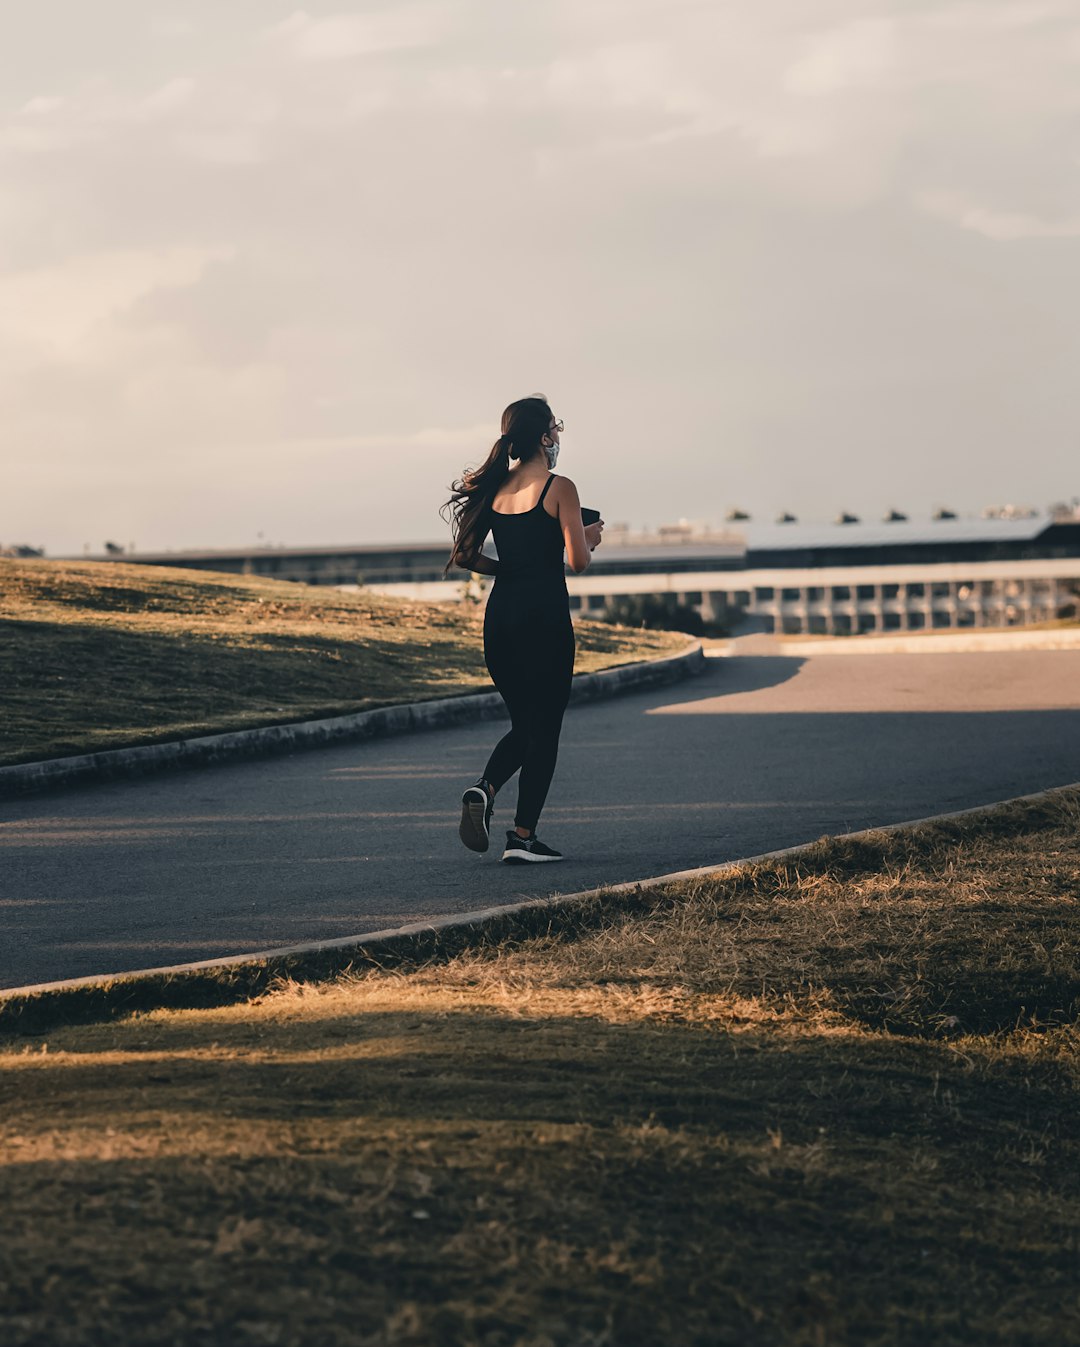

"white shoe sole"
[459,789,490,853]
[501,848,563,863]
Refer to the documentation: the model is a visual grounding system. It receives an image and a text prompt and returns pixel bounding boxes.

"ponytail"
[442,396,553,574]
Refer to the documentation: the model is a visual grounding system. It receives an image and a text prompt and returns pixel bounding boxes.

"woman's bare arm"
[453,548,498,576]
[554,476,592,574]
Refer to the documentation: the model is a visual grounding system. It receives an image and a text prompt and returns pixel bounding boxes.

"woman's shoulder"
[544,474,579,520]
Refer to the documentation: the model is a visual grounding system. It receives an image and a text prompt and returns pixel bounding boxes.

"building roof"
[71,514,1071,571]
[78,541,451,563]
[737,516,1050,553]
[587,541,744,564]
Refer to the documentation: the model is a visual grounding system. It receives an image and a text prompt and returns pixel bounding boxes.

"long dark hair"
[442,395,553,573]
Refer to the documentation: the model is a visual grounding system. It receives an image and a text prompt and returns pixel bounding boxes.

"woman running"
[444,395,603,862]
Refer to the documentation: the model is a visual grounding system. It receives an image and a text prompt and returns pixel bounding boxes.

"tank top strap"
[538,473,556,507]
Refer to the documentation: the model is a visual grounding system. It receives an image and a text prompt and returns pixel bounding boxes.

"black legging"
[481,579,575,833]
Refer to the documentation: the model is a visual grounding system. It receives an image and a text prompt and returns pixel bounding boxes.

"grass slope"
[0,559,686,766]
[1,793,1078,1345]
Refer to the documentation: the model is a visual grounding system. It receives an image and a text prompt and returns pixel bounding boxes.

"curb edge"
[0,641,706,800]
[2,778,1077,1024]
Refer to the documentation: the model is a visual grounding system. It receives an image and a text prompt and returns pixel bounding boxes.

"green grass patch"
[0,558,686,766]
[2,791,1078,1344]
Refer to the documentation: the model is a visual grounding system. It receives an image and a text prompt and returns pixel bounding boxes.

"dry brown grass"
[0,558,684,766]
[2,794,1079,1345]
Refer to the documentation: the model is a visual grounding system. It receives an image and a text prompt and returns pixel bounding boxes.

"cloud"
[545,40,710,117]
[149,16,196,39]
[0,245,233,353]
[784,17,897,95]
[20,95,66,114]
[263,6,451,60]
[173,127,266,164]
[917,190,1080,240]
[4,0,1080,554]
[142,77,197,115]
[538,2,1080,220]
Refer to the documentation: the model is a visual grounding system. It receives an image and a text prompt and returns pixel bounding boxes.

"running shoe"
[459,783,493,853]
[501,831,563,864]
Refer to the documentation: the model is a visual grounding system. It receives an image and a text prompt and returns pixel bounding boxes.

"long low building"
[81,512,1080,634]
[362,515,1080,633]
[371,557,1080,631]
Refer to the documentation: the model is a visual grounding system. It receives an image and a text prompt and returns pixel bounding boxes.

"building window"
[834,613,853,634]
[831,585,851,600]
[882,583,900,599]
[858,613,877,633]
[906,582,925,598]
[568,595,582,610]
[587,595,606,610]
[908,611,926,629]
[809,615,828,634]
[732,590,750,606]
[806,586,824,601]
[932,582,951,598]
[781,587,801,601]
[856,584,876,600]
[755,586,775,602]
[884,612,902,630]
[684,591,703,605]
[782,617,803,634]
[932,610,951,628]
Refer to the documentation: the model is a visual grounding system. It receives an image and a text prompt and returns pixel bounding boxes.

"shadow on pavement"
[699,654,806,697]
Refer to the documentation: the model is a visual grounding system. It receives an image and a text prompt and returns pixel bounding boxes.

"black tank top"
[487,474,565,585]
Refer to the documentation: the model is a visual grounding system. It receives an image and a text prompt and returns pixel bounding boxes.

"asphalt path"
[3,649,1080,991]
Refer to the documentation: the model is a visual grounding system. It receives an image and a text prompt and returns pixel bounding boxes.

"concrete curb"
[0,642,707,801]
[2,779,1076,1027]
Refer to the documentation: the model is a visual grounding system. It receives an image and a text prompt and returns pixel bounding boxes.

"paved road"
[3,649,1080,991]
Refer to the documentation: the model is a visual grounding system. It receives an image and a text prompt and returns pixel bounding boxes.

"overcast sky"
[4,0,1079,555]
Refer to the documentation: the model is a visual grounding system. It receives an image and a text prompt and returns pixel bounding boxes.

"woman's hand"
[583,520,604,551]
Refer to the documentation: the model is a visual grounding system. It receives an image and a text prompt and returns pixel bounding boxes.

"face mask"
[544,439,560,469]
